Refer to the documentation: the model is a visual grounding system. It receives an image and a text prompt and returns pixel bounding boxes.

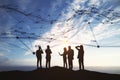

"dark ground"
[0,66,120,80]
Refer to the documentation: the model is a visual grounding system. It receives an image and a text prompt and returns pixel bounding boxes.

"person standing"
[45,45,52,68]
[75,45,84,70]
[67,46,74,70]
[59,47,68,68]
[36,46,43,69]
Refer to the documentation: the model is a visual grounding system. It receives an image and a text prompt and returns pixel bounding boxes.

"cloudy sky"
[0,0,120,70]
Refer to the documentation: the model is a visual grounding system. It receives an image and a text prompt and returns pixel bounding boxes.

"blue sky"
[0,0,120,69]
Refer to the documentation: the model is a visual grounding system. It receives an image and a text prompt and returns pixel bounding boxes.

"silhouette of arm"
[50,49,52,54]
[73,50,74,56]
[58,52,63,56]
[75,46,80,50]
[40,49,43,54]
[72,50,74,59]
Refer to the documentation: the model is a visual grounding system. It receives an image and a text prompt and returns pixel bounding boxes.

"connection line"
[0,5,51,23]
[88,22,99,47]
[72,42,98,47]
[28,36,34,52]
[0,39,28,51]
[17,37,33,52]
[72,42,120,48]
[100,45,120,48]
[0,36,37,39]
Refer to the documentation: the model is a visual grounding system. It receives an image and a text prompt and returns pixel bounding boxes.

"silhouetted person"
[67,46,74,69]
[45,45,52,68]
[75,45,84,70]
[36,46,43,69]
[59,47,68,68]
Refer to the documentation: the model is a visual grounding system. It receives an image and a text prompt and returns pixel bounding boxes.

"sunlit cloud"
[29,0,120,50]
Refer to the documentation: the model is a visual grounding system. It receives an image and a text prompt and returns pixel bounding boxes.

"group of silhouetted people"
[35,45,52,69]
[59,46,74,69]
[34,45,84,70]
[59,45,84,70]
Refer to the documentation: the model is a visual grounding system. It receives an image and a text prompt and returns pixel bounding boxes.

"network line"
[0,4,120,52]
[88,22,99,47]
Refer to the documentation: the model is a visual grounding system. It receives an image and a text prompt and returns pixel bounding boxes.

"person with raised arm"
[75,45,84,70]
[58,47,68,68]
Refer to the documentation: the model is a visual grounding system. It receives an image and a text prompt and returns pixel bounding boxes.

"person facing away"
[67,46,74,70]
[75,45,84,70]
[59,47,68,68]
[45,45,52,68]
[36,46,43,69]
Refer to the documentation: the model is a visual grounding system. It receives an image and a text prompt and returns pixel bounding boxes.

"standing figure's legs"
[69,59,72,69]
[63,62,65,68]
[48,59,50,68]
[79,59,81,70]
[65,60,67,68]
[68,59,70,69]
[46,59,48,68]
[63,58,65,68]
[81,59,84,70]
[37,59,39,69]
[70,59,73,69]
[64,60,67,68]
[40,58,42,68]
[49,58,51,68]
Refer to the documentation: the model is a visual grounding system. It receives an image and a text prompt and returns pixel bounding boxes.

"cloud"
[88,0,103,6]
[51,0,63,12]
[28,0,120,46]
[17,0,32,11]
[0,53,5,56]
[38,0,119,47]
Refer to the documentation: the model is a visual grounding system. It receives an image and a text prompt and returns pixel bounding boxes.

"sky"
[0,0,120,70]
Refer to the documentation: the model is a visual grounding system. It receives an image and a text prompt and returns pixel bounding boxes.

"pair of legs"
[37,58,42,69]
[63,59,67,68]
[46,58,51,68]
[68,59,73,69]
[78,59,84,70]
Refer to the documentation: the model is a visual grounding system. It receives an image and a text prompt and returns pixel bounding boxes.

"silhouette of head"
[80,45,83,49]
[38,46,41,50]
[68,46,71,50]
[47,45,50,49]
[64,47,67,51]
